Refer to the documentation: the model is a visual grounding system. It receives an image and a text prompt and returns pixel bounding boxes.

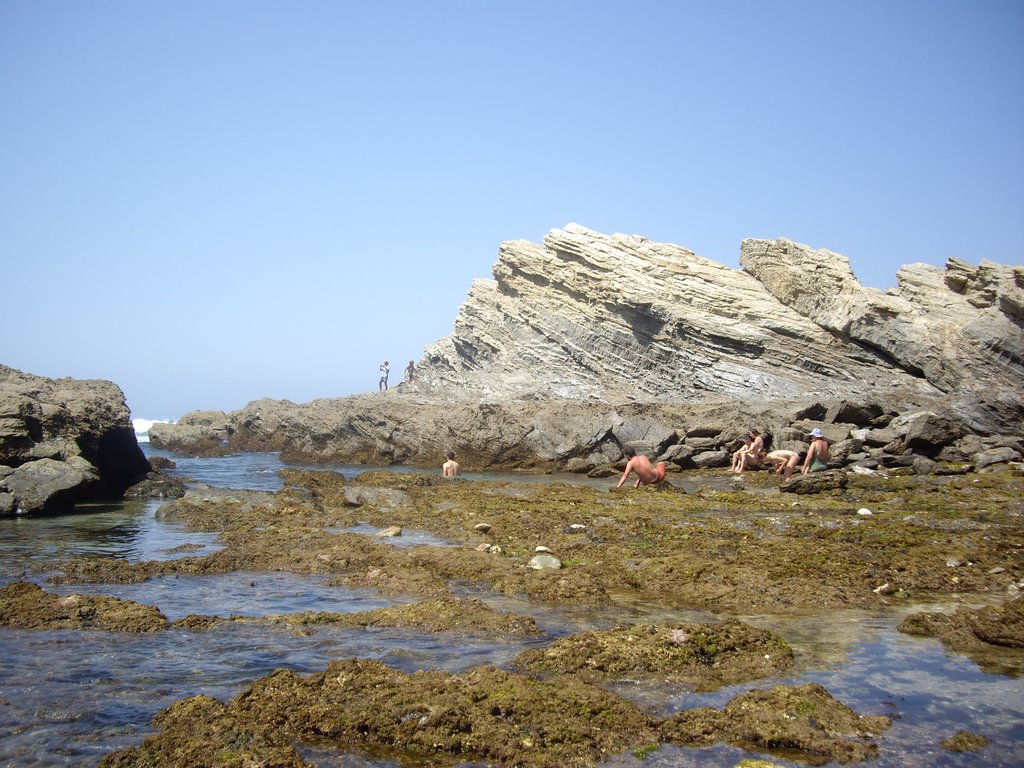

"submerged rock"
[898,597,1024,657]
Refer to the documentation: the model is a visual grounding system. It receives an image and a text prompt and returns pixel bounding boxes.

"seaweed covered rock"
[898,597,1024,660]
[104,659,660,768]
[0,581,168,632]
[513,619,793,691]
[99,694,306,768]
[173,597,541,636]
[660,682,891,765]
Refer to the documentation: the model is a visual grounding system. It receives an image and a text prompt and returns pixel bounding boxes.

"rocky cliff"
[415,224,1022,412]
[0,365,151,514]
[151,225,1023,473]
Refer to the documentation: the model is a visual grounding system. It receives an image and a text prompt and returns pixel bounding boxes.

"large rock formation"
[152,225,1024,471]
[0,365,151,514]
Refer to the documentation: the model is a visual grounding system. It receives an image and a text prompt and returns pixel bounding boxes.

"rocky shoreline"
[5,466,1020,766]
[3,224,1022,765]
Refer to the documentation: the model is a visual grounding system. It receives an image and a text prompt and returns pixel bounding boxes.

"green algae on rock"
[0,581,168,632]
[172,596,541,636]
[940,729,991,752]
[103,659,660,768]
[660,682,891,765]
[514,619,793,691]
[898,597,1024,675]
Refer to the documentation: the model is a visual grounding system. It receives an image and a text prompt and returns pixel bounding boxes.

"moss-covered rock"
[0,581,168,632]
[660,682,891,765]
[514,619,793,691]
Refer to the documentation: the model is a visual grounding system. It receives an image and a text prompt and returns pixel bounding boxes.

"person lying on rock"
[615,446,666,488]
[802,429,830,474]
[765,449,801,480]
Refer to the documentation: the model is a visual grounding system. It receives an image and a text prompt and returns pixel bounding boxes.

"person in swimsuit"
[615,446,667,488]
[802,428,830,474]
[404,360,416,383]
[765,449,801,480]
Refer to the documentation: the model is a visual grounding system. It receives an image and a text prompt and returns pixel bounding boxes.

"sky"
[2,1,1022,420]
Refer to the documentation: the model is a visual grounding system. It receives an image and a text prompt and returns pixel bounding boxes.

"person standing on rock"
[765,449,801,480]
[615,446,666,488]
[378,361,389,391]
[802,428,830,474]
[442,450,461,477]
[404,360,416,383]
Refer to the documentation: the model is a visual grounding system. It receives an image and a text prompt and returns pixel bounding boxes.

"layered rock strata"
[0,365,150,514]
[152,224,1023,472]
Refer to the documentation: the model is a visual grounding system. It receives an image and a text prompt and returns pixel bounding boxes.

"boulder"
[974,447,1021,469]
[692,450,730,469]
[781,470,848,494]
[0,365,150,515]
[902,412,964,456]
[825,399,886,426]
[4,457,100,514]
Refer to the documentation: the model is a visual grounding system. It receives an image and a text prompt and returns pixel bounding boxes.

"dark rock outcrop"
[0,365,150,514]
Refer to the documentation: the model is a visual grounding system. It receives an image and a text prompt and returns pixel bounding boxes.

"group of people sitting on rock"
[731,428,830,480]
[616,427,832,488]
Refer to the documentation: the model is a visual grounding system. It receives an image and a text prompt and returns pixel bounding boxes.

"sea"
[0,430,1021,767]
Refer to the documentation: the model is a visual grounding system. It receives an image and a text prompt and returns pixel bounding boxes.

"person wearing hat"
[802,428,830,474]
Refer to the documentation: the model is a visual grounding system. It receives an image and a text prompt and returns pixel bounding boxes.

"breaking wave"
[132,418,172,442]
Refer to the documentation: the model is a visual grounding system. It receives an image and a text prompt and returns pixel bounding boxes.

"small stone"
[376,526,402,537]
[946,559,962,568]
[473,523,492,534]
[987,566,1006,575]
[489,545,504,555]
[535,545,553,553]
[873,583,895,595]
[857,508,872,515]
[668,629,689,644]
[528,553,562,570]
[474,543,491,552]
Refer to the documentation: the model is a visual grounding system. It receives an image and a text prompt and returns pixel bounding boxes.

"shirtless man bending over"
[615,447,667,488]
[765,449,800,480]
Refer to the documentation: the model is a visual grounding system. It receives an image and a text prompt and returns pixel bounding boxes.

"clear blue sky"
[2,1,1022,420]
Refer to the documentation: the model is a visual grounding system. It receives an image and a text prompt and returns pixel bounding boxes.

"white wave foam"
[133,418,172,442]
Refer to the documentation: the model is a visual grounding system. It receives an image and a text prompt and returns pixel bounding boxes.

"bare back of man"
[616,447,667,488]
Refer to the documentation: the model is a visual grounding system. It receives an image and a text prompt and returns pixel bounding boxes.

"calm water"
[0,449,1021,767]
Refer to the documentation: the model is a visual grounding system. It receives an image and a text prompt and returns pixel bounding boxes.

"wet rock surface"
[173,596,541,636]
[513,619,794,691]
[660,682,891,765]
[14,465,1020,766]
[0,365,151,514]
[898,596,1024,674]
[0,581,168,632]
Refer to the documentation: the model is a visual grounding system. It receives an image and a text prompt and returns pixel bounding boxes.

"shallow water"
[0,449,1021,767]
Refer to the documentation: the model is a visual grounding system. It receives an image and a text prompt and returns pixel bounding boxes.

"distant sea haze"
[132,418,172,443]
